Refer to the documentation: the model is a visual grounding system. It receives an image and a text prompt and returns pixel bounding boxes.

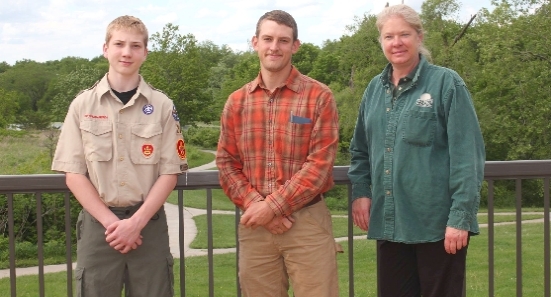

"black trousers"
[377,239,468,297]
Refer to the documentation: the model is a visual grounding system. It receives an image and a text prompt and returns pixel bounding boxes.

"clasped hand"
[240,200,295,234]
[105,218,143,254]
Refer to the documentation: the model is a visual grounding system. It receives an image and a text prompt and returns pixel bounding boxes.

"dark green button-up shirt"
[348,56,486,243]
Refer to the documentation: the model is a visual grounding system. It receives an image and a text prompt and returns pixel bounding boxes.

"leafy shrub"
[15,241,36,259]
[183,126,220,149]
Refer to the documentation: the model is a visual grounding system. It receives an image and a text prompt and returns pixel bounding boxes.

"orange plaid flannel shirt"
[216,67,339,217]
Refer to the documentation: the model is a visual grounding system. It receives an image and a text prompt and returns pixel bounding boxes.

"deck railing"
[1,160,550,297]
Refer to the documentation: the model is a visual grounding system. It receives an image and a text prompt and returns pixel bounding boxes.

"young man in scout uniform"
[52,15,187,297]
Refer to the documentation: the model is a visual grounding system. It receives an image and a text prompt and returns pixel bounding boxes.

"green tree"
[309,51,341,85]
[0,62,11,74]
[293,42,321,75]
[217,51,259,106]
[471,0,550,162]
[0,89,19,128]
[141,24,214,126]
[50,66,103,121]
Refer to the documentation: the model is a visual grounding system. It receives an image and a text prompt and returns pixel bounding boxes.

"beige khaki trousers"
[238,200,340,297]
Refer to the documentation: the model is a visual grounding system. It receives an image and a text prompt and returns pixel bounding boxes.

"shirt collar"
[380,55,427,86]
[96,73,152,103]
[248,66,301,94]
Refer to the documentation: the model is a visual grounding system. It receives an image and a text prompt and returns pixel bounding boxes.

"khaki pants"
[238,200,341,297]
[75,205,174,297]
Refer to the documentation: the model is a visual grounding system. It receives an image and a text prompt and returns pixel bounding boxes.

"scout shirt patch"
[172,105,180,121]
[176,139,186,159]
[142,144,154,158]
[143,104,154,115]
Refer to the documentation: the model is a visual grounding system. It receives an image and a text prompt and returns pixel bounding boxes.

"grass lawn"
[2,223,547,296]
[190,214,366,249]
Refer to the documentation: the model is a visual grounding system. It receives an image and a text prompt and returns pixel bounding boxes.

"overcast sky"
[0,0,491,65]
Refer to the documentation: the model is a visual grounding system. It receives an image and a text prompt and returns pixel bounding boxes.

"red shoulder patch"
[176,139,186,160]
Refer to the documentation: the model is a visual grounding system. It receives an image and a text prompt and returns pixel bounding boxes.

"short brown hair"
[105,15,149,47]
[255,10,298,41]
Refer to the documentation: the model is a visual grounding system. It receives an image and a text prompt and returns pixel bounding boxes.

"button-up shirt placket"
[265,90,277,196]
[383,86,397,238]
[382,81,415,239]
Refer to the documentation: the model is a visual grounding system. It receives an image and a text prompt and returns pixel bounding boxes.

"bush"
[183,126,220,149]
[325,185,349,211]
[43,240,70,258]
[15,241,36,259]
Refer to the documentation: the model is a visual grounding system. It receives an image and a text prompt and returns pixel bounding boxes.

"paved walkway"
[1,152,549,278]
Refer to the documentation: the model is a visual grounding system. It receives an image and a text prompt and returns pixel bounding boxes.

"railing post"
[36,193,45,297]
[487,179,495,297]
[544,178,550,297]
[235,207,241,297]
[8,193,16,297]
[347,184,355,297]
[64,192,73,297]
[207,188,214,297]
[515,179,523,297]
[178,189,186,297]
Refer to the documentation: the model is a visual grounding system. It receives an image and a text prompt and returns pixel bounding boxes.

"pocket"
[279,122,312,159]
[166,255,175,296]
[76,210,84,241]
[75,266,84,297]
[80,121,113,161]
[130,123,162,164]
[303,203,334,237]
[402,110,436,147]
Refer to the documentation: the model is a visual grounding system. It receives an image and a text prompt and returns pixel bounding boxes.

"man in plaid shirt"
[216,9,341,297]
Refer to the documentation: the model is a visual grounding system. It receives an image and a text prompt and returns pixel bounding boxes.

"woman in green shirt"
[347,4,485,297]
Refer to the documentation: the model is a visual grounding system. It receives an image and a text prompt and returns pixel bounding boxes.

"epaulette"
[147,82,169,97]
[75,80,100,97]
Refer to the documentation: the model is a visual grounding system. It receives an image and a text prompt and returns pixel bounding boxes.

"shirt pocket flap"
[131,124,162,139]
[79,121,112,136]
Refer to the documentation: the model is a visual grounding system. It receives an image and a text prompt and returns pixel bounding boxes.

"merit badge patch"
[142,144,154,158]
[143,104,154,115]
[176,139,186,159]
[172,105,180,121]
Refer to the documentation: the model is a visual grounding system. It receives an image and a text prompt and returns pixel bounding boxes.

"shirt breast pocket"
[281,121,312,159]
[131,123,162,164]
[402,110,436,147]
[80,121,113,161]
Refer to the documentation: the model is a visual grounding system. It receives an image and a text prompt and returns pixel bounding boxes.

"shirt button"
[398,87,402,91]
[385,169,390,174]
[120,182,125,186]
[119,110,123,114]
[386,190,391,196]
[119,157,124,161]
[386,90,390,94]
[386,108,390,112]
[387,147,391,152]
[119,134,123,139]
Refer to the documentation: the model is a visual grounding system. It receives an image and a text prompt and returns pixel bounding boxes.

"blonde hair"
[105,15,149,47]
[376,4,431,60]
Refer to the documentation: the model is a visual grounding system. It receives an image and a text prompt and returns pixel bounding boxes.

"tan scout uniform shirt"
[52,74,188,207]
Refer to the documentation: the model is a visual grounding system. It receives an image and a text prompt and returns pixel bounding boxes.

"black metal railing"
[1,161,550,297]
